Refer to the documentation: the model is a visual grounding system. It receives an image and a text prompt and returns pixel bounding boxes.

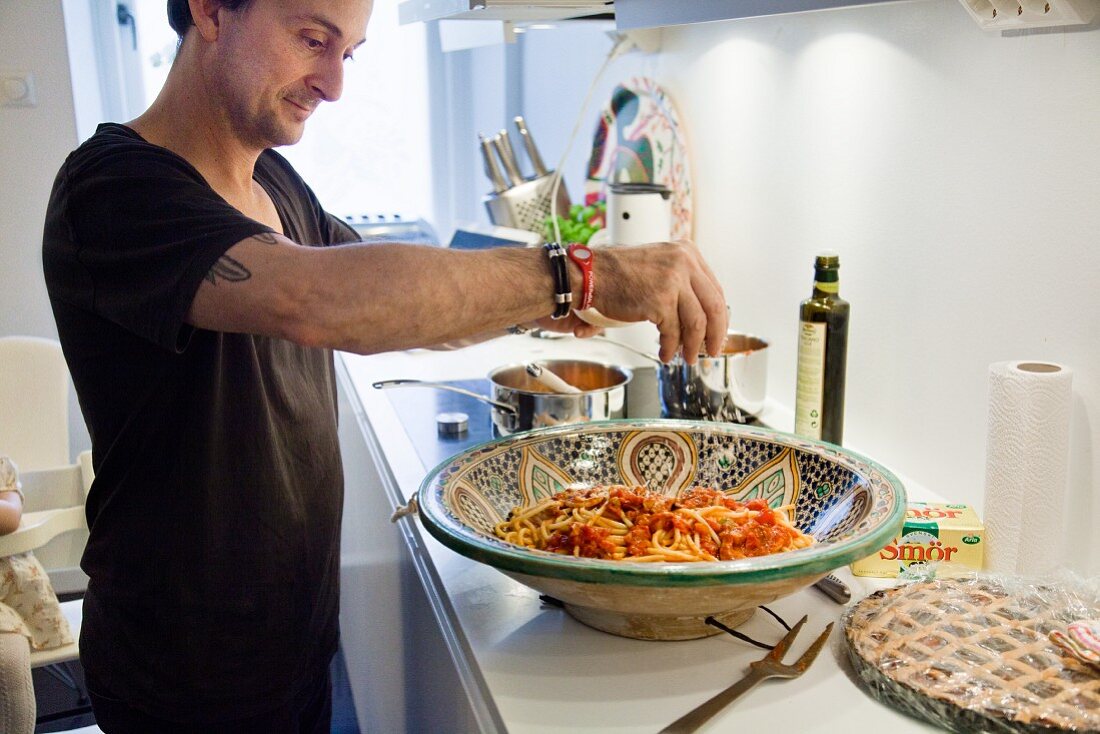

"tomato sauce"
[535,485,806,561]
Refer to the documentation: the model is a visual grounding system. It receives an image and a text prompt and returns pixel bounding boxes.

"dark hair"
[167,0,254,39]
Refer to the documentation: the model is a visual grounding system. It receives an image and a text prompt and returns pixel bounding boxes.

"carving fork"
[658,616,834,733]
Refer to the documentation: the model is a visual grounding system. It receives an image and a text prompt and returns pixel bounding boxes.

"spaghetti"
[493,485,814,562]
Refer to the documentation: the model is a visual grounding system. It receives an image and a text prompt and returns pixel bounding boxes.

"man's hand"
[586,241,728,364]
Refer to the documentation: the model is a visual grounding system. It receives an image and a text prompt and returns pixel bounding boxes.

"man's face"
[208,0,371,148]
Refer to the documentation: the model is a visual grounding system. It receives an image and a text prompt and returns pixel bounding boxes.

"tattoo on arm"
[253,232,278,245]
[205,254,251,285]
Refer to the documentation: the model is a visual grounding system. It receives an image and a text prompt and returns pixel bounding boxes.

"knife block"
[483,173,570,236]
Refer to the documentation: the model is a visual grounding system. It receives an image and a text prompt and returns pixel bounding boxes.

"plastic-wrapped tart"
[843,577,1100,733]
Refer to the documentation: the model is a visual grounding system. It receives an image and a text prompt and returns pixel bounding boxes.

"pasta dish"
[493,485,813,562]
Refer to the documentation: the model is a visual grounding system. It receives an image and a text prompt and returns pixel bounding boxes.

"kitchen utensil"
[492,130,525,187]
[594,331,769,421]
[525,362,583,394]
[479,118,571,234]
[607,182,672,245]
[812,574,851,604]
[482,175,570,233]
[514,115,548,177]
[415,419,907,640]
[479,134,507,194]
[659,616,834,733]
[373,359,630,436]
[591,336,661,363]
[660,333,769,421]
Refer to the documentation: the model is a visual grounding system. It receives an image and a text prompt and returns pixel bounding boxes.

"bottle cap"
[815,251,840,267]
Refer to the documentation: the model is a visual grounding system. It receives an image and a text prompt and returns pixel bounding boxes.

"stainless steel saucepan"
[596,332,769,422]
[373,359,631,436]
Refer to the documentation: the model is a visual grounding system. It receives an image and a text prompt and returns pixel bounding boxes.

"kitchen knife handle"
[494,130,526,187]
[479,133,508,193]
[515,115,549,178]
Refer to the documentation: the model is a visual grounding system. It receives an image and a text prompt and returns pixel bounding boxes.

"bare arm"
[0,491,22,536]
[186,233,727,362]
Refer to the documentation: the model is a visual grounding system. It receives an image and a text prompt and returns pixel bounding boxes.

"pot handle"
[390,496,419,523]
[591,336,663,364]
[371,379,518,414]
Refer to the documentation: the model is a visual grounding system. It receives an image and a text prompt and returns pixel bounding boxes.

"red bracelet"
[566,244,595,311]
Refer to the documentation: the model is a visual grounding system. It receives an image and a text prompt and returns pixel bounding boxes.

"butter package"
[851,502,984,578]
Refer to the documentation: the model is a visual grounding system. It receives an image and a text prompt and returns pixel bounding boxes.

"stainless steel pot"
[595,332,768,422]
[373,359,631,436]
[659,333,768,422]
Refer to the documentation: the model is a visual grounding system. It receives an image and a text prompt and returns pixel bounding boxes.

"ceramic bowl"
[417,419,906,640]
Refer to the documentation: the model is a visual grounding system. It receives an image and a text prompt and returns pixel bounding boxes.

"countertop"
[338,334,942,733]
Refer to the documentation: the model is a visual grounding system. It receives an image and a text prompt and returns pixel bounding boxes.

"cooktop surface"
[384,379,499,472]
[382,367,668,472]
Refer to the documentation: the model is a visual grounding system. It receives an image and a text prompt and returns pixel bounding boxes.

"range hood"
[613,0,906,29]
[397,0,911,25]
[398,0,613,24]
[399,0,1096,29]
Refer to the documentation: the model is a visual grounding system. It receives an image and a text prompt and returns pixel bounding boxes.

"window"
[67,0,437,228]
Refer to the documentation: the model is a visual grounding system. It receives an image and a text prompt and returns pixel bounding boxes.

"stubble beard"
[225,94,305,150]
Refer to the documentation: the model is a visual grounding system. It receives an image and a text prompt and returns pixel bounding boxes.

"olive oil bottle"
[795,252,849,444]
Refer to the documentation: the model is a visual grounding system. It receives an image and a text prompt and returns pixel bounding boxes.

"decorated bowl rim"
[416,419,907,587]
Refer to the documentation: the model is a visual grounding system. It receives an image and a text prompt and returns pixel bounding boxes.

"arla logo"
[962,535,981,545]
[878,533,958,564]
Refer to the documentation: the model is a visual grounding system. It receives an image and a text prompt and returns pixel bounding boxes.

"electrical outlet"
[1,71,37,108]
[959,0,1098,29]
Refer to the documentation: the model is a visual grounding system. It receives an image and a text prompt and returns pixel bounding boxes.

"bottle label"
[795,321,826,439]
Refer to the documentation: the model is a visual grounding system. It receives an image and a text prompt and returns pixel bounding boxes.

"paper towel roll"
[982,361,1073,576]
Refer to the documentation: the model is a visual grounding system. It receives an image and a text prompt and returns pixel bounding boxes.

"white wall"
[0,2,76,340]
[525,1,1100,574]
[663,0,1100,574]
[0,1,91,460]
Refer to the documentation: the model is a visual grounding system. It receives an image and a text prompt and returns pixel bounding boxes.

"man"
[41,0,727,731]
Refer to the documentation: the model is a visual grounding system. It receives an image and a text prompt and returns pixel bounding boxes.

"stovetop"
[383,378,499,471]
[381,367,770,472]
[383,366,665,471]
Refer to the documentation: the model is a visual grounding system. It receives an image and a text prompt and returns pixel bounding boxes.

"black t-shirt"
[42,123,360,722]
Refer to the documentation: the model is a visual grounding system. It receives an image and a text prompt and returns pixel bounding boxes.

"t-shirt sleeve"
[323,212,361,245]
[47,143,274,353]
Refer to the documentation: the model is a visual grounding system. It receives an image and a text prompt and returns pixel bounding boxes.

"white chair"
[0,336,71,472]
[0,335,89,595]
[0,453,94,728]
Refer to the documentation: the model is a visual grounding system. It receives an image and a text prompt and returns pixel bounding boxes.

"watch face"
[0,456,18,491]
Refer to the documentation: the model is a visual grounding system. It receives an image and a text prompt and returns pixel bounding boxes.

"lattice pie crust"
[844,579,1100,733]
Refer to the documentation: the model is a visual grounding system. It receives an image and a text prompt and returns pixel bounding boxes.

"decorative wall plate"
[585,77,693,241]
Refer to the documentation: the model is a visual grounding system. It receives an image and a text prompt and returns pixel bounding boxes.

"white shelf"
[398,0,612,25]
